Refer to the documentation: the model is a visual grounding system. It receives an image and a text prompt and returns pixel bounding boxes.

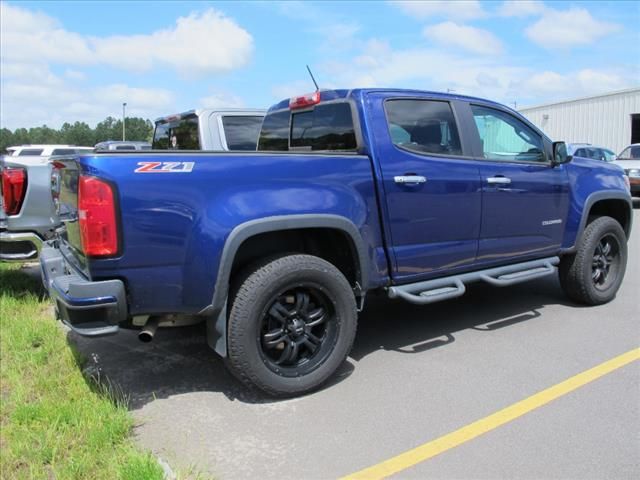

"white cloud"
[498,1,546,17]
[198,92,246,109]
[95,84,173,109]
[514,68,631,105]
[391,1,487,20]
[321,39,525,100]
[271,81,318,101]
[423,22,503,55]
[518,71,567,95]
[64,69,87,81]
[0,3,253,129]
[91,10,253,75]
[315,22,362,53]
[525,7,620,50]
[0,65,174,129]
[0,3,94,65]
[575,69,630,94]
[318,38,636,108]
[0,3,253,74]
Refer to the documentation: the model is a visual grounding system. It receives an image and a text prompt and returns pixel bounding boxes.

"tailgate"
[55,158,89,273]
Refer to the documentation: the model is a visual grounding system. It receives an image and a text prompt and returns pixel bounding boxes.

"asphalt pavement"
[71,203,640,479]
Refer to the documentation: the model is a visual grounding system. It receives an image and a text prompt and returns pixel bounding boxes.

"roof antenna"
[306,65,320,91]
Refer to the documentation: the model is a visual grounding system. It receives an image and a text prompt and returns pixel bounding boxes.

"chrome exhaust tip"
[138,317,159,343]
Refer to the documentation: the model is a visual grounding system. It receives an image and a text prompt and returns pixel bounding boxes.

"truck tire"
[559,216,627,305]
[226,254,357,397]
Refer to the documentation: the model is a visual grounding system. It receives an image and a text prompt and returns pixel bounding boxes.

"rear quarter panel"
[77,152,386,315]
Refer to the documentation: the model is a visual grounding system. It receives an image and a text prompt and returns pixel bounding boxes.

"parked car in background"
[95,141,151,151]
[5,144,94,156]
[567,143,617,162]
[153,108,266,150]
[1,145,95,261]
[615,143,640,196]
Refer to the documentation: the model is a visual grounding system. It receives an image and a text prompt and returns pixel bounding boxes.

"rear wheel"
[226,254,357,397]
[559,216,627,305]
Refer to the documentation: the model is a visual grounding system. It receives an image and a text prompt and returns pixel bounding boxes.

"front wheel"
[559,216,627,305]
[226,254,357,397]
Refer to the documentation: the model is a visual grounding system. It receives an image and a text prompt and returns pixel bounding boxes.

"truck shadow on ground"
[67,273,579,409]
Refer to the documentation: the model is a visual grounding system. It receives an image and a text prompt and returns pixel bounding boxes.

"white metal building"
[519,87,640,155]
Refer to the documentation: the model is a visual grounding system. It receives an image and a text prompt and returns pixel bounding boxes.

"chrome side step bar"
[388,257,559,305]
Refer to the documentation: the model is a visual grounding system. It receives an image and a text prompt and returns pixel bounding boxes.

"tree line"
[0,117,154,153]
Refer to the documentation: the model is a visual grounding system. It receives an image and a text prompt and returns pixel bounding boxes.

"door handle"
[486,176,511,185]
[394,175,427,185]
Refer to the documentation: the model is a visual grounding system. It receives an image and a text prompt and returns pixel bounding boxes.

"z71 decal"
[135,161,195,173]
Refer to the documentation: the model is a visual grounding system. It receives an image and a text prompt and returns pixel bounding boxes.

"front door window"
[472,105,545,163]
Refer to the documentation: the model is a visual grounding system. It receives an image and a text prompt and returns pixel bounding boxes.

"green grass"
[0,263,164,479]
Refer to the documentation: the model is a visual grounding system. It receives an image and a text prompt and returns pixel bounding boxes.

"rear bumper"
[0,230,44,262]
[40,245,126,336]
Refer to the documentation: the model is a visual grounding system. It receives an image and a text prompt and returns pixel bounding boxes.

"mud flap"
[206,301,227,357]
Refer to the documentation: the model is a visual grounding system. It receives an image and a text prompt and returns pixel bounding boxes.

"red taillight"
[78,175,118,257]
[1,167,27,215]
[289,91,321,109]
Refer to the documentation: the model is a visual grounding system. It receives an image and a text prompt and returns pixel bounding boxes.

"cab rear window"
[221,116,264,151]
[258,102,357,151]
[258,111,290,151]
[153,114,200,150]
[18,149,44,156]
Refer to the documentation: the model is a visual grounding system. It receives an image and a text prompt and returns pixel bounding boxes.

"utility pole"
[122,102,127,141]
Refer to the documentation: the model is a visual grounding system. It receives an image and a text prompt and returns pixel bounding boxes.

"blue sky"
[1,0,638,129]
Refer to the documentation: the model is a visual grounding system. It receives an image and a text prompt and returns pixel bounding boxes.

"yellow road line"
[341,348,640,480]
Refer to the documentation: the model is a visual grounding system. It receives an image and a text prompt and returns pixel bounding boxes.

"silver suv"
[94,141,151,151]
[567,143,617,162]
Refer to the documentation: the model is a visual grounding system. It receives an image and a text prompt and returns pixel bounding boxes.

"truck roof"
[267,88,512,113]
[154,108,266,123]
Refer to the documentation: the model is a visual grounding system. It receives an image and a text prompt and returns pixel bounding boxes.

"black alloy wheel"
[559,215,628,305]
[225,254,358,397]
[591,233,621,290]
[258,286,337,376]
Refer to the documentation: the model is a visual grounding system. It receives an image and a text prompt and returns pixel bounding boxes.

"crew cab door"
[466,103,570,263]
[367,93,482,283]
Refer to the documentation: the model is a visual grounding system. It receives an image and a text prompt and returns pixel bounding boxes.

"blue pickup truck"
[40,89,633,396]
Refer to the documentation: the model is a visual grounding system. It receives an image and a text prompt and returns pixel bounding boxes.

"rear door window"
[221,116,263,151]
[153,114,200,150]
[258,110,290,151]
[115,145,135,150]
[574,148,588,158]
[384,99,462,156]
[51,149,76,155]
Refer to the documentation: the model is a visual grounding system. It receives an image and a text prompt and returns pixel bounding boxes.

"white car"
[614,144,640,197]
[5,144,94,157]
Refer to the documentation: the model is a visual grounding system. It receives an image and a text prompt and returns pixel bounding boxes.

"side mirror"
[552,141,572,165]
